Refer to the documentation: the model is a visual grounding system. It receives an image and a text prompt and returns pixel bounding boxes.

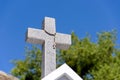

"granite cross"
[26,17,71,78]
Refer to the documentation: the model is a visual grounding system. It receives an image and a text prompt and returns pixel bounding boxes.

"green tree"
[11,30,120,80]
[11,46,42,80]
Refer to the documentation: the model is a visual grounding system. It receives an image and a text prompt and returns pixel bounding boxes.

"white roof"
[42,63,83,80]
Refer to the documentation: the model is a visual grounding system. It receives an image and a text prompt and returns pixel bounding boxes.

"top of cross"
[42,17,56,35]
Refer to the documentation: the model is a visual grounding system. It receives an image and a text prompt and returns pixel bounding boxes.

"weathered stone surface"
[43,17,56,35]
[26,28,45,44]
[42,34,56,78]
[56,33,71,50]
[0,71,19,80]
[26,17,71,78]
[26,27,56,78]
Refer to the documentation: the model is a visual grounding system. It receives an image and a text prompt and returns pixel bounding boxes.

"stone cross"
[26,17,71,78]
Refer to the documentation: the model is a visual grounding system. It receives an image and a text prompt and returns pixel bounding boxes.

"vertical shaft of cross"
[41,36,56,78]
[41,17,56,78]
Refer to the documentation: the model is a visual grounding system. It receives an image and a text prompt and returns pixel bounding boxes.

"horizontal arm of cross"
[26,28,45,44]
[56,33,71,50]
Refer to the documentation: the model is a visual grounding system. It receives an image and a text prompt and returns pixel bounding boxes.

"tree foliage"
[11,30,120,80]
[11,46,42,80]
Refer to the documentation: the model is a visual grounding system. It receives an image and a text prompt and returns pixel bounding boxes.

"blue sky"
[0,0,120,74]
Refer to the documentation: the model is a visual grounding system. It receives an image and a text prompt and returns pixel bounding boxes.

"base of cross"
[41,63,83,80]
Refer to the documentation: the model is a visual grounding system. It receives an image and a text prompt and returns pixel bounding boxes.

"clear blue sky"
[0,0,120,74]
